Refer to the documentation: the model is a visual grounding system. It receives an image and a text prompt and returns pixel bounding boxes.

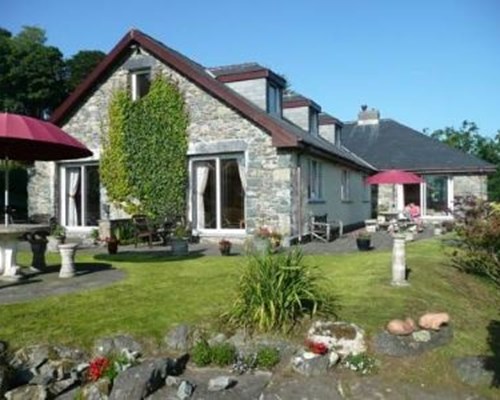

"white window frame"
[59,162,100,228]
[341,170,351,201]
[307,159,323,201]
[189,154,246,234]
[131,69,151,101]
[267,83,282,116]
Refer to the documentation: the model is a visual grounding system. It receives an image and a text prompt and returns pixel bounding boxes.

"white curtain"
[68,169,80,226]
[237,159,247,192]
[196,164,209,230]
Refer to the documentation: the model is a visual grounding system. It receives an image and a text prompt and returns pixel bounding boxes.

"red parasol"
[365,169,423,185]
[0,112,92,225]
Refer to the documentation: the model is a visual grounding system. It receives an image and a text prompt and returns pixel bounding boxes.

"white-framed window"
[267,83,282,116]
[191,154,246,231]
[130,69,151,100]
[309,110,319,136]
[307,159,323,200]
[341,169,351,201]
[60,163,100,227]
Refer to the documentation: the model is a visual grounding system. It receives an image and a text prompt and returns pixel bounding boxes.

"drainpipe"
[297,152,303,242]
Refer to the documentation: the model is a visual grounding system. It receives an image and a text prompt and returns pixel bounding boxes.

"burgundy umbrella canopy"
[0,113,92,161]
[365,169,424,185]
[0,112,93,225]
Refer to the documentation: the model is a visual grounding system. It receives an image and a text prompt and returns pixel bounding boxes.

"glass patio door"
[192,156,245,232]
[61,164,100,226]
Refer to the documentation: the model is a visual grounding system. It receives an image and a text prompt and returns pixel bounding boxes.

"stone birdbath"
[0,224,48,281]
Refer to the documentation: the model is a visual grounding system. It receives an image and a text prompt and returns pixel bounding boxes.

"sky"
[2,0,499,137]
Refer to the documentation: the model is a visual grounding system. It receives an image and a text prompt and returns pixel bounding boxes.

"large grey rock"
[453,356,495,386]
[47,377,78,397]
[4,384,48,400]
[0,363,11,398]
[82,377,112,400]
[373,325,453,357]
[148,368,271,400]
[207,375,236,391]
[109,358,169,400]
[93,334,142,357]
[177,380,196,399]
[10,345,50,370]
[164,324,191,352]
[291,352,330,377]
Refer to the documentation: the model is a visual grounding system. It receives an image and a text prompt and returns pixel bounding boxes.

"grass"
[2,237,499,397]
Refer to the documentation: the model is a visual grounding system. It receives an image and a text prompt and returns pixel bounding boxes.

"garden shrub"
[210,342,237,367]
[191,339,212,367]
[224,248,338,333]
[255,347,280,369]
[451,198,500,287]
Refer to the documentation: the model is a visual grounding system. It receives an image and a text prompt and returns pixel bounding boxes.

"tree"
[429,121,500,201]
[0,26,66,118]
[66,50,106,93]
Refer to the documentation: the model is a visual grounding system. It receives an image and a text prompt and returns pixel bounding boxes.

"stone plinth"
[58,243,78,278]
[391,234,409,286]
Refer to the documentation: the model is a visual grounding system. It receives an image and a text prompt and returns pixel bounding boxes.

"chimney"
[357,105,380,125]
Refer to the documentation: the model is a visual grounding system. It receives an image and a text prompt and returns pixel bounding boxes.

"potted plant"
[219,238,232,256]
[47,222,66,252]
[171,222,190,256]
[356,230,372,251]
[105,235,119,254]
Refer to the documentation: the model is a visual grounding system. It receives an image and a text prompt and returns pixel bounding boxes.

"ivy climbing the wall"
[101,75,189,220]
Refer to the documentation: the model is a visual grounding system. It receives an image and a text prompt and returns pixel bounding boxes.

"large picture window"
[60,164,100,226]
[192,155,245,231]
[425,175,449,215]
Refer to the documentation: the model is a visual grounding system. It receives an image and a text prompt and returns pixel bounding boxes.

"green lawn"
[2,238,499,395]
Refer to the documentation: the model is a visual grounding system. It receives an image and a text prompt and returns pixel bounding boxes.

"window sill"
[341,200,353,204]
[308,199,326,204]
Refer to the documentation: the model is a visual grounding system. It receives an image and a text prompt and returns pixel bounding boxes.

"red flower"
[305,339,328,355]
[88,357,110,381]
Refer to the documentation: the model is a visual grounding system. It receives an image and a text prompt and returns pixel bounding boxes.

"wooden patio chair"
[309,214,343,242]
[132,214,155,247]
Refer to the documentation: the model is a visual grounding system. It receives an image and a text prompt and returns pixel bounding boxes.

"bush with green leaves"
[451,200,500,287]
[255,347,280,369]
[342,353,378,374]
[224,248,338,333]
[191,339,212,367]
[210,342,237,367]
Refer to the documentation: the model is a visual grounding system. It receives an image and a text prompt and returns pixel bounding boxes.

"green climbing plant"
[101,74,189,219]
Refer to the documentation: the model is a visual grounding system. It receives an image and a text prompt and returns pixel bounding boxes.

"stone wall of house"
[454,175,488,200]
[283,107,309,131]
[29,49,295,236]
[226,78,267,111]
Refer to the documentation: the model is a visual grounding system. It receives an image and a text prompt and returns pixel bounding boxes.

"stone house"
[28,29,495,240]
[28,29,374,241]
[341,108,496,218]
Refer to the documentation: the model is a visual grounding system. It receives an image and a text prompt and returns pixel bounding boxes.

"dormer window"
[267,83,282,116]
[309,110,319,135]
[130,69,151,100]
[334,125,342,146]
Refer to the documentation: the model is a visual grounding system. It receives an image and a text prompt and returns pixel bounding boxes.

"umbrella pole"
[4,157,8,226]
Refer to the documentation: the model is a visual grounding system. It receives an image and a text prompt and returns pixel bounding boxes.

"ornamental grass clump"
[224,248,337,333]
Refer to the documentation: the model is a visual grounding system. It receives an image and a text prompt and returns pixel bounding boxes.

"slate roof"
[208,63,266,77]
[51,29,373,173]
[341,119,496,173]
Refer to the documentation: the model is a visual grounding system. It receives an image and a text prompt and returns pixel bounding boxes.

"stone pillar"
[0,240,22,281]
[58,243,78,278]
[391,234,409,286]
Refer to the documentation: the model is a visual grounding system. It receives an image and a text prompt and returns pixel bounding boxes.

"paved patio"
[0,229,435,304]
